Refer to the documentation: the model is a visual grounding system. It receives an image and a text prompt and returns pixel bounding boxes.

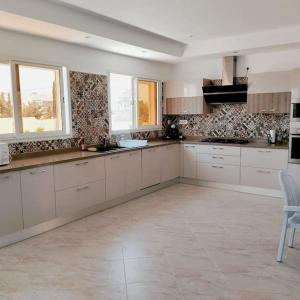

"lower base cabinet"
[241,167,281,190]
[56,180,106,216]
[0,172,23,236]
[142,147,162,188]
[198,164,240,185]
[161,144,180,181]
[21,166,56,228]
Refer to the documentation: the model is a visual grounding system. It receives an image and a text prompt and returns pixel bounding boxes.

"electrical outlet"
[179,119,188,125]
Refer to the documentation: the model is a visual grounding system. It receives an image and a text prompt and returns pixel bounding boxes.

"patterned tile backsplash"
[163,103,290,139]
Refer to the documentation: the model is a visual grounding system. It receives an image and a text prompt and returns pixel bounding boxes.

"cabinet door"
[183,144,197,178]
[247,93,273,113]
[161,144,180,182]
[105,154,126,201]
[124,150,142,194]
[272,92,291,113]
[21,166,55,228]
[0,172,23,236]
[56,180,106,216]
[142,147,161,188]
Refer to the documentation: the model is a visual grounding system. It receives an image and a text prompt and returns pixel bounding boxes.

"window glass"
[0,63,14,134]
[16,64,62,133]
[138,80,158,127]
[110,73,134,131]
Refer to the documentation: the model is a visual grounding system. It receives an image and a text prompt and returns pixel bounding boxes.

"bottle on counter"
[79,137,87,151]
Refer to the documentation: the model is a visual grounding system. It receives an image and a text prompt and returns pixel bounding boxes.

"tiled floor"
[0,184,299,300]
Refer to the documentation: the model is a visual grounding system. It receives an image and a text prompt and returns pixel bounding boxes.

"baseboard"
[179,177,283,198]
[0,178,179,249]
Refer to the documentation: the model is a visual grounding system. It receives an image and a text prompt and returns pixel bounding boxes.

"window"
[109,73,161,133]
[0,61,70,141]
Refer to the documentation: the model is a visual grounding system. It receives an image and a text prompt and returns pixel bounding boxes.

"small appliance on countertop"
[0,143,10,166]
[164,121,184,140]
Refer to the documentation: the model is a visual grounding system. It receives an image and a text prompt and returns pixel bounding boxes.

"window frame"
[0,59,72,143]
[109,73,162,135]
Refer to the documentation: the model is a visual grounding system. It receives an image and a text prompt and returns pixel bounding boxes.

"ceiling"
[2,0,300,62]
[55,0,300,43]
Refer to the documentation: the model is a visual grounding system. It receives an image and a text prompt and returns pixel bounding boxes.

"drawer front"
[197,163,240,185]
[211,146,240,156]
[241,148,288,170]
[241,167,280,190]
[56,180,106,216]
[105,154,125,178]
[54,157,105,191]
[198,153,240,166]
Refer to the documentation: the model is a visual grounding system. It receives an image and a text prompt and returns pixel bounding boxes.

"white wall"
[0,29,172,79]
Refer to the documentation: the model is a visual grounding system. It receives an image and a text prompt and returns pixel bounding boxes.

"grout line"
[122,246,129,300]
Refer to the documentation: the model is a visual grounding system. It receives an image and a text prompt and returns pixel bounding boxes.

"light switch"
[179,119,188,125]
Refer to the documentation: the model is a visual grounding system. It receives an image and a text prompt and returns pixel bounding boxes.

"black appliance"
[200,137,249,145]
[165,124,180,140]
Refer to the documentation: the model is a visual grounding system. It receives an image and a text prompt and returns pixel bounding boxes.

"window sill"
[0,133,73,144]
[111,126,162,135]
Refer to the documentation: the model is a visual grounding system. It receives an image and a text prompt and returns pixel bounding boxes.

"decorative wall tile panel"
[163,103,290,139]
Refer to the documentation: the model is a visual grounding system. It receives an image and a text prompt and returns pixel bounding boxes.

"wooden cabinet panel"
[56,180,106,216]
[54,157,105,191]
[21,166,55,228]
[241,167,281,190]
[182,144,198,178]
[161,144,180,182]
[105,154,126,201]
[241,148,288,170]
[0,172,23,236]
[247,92,291,114]
[165,96,208,115]
[142,147,162,188]
[124,150,142,194]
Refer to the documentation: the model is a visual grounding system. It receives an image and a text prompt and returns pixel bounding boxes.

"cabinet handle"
[0,175,10,180]
[256,170,271,174]
[185,145,195,148]
[76,186,89,192]
[110,155,120,160]
[212,147,224,150]
[29,170,47,175]
[75,161,89,166]
[148,149,156,152]
[129,152,137,156]
[212,165,224,169]
[257,150,272,153]
[212,156,224,159]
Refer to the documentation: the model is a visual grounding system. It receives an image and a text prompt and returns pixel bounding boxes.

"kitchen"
[0,1,300,299]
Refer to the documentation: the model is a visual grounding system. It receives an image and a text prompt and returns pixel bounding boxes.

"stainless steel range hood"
[202,56,248,104]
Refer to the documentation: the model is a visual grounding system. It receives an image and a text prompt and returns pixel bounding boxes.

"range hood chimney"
[202,56,247,104]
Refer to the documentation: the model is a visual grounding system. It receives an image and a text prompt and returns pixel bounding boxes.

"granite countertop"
[0,138,289,174]
[0,140,178,174]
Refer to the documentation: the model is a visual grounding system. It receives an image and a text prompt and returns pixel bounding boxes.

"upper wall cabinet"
[247,92,291,114]
[163,80,208,115]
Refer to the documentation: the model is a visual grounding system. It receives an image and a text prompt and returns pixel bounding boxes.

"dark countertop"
[0,138,288,174]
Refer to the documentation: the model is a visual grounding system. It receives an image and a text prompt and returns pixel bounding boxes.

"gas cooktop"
[200,138,249,145]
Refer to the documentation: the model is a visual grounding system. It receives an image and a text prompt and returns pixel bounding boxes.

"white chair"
[277,170,300,262]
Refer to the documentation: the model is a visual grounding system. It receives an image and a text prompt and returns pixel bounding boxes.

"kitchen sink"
[87,146,125,152]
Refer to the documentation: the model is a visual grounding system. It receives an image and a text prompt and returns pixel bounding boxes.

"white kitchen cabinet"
[161,144,180,182]
[21,166,55,228]
[182,144,198,178]
[124,150,142,194]
[105,154,126,201]
[241,148,288,170]
[198,153,240,166]
[164,80,202,98]
[197,164,240,185]
[0,172,23,236]
[142,147,162,188]
[54,157,105,191]
[241,167,281,190]
[56,180,106,216]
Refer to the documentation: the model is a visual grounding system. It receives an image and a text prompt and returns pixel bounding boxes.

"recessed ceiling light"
[85,36,91,39]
